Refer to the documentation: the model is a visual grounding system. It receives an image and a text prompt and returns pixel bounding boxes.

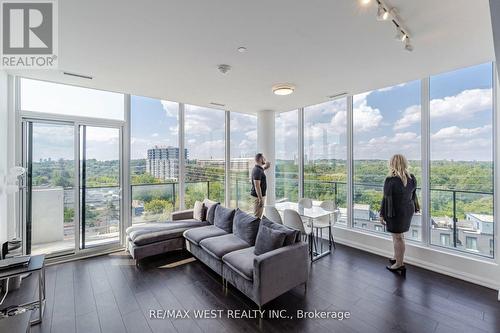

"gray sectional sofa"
[126,199,309,307]
[184,205,309,307]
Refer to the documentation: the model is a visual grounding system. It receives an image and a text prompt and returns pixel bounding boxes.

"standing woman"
[379,154,419,276]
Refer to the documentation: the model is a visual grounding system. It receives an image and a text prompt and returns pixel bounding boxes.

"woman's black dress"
[380,175,418,234]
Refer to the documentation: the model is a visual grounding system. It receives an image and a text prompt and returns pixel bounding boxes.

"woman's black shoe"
[386,265,406,277]
[388,258,396,265]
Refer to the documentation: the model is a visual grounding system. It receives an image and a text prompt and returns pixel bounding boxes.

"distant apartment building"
[194,157,254,173]
[146,146,188,181]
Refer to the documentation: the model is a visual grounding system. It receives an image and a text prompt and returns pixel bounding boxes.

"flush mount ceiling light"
[361,0,414,51]
[272,84,295,96]
[237,46,247,53]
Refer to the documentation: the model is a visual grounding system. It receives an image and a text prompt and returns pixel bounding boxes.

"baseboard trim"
[334,235,500,292]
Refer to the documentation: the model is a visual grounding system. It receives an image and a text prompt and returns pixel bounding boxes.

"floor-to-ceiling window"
[429,62,494,257]
[19,78,124,255]
[275,110,299,202]
[353,81,422,240]
[184,105,225,207]
[130,96,180,224]
[229,112,257,211]
[304,99,348,225]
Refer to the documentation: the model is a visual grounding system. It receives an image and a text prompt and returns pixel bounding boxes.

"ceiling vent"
[63,71,93,80]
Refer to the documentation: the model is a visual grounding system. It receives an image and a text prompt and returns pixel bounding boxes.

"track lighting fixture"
[363,0,414,51]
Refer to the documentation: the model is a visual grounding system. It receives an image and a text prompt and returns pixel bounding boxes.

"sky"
[276,62,493,162]
[27,62,493,163]
[131,97,257,160]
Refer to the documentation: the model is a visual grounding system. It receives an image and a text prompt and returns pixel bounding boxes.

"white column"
[224,111,230,207]
[257,110,275,205]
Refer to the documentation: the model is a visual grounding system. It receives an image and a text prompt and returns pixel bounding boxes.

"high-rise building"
[146,146,188,181]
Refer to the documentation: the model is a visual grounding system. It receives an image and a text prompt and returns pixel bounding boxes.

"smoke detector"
[217,64,232,74]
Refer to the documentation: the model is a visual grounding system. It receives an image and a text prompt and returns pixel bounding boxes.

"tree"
[64,207,74,223]
[144,199,173,216]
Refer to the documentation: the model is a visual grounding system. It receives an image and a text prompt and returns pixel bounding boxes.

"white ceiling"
[8,0,495,114]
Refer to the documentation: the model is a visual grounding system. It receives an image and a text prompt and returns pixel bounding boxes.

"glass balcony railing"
[28,178,489,258]
[279,179,493,258]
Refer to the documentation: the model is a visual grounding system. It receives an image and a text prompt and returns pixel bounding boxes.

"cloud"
[161,100,178,118]
[430,125,492,161]
[184,105,225,135]
[394,105,420,130]
[245,129,257,141]
[377,83,407,92]
[355,132,421,160]
[394,89,492,130]
[353,93,383,132]
[231,113,257,133]
[431,125,492,140]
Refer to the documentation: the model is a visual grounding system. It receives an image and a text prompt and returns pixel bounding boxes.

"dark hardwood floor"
[3,243,499,333]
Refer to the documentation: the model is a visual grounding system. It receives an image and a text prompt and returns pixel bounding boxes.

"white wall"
[333,227,500,292]
[0,71,8,245]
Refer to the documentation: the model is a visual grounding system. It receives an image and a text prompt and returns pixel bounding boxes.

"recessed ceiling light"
[360,0,371,5]
[237,46,247,53]
[272,84,295,96]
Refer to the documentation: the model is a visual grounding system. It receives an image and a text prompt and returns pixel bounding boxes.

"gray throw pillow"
[254,225,286,255]
[214,205,235,233]
[261,216,299,245]
[232,209,260,245]
[193,201,205,221]
[203,199,219,224]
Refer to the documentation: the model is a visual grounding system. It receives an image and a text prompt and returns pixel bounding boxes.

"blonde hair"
[388,154,411,186]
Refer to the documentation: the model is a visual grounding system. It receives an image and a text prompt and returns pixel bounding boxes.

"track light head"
[404,38,413,52]
[376,4,386,21]
[394,27,404,41]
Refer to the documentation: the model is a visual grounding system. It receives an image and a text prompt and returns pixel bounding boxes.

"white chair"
[319,200,336,212]
[317,200,338,249]
[298,198,312,208]
[264,205,283,224]
[283,209,314,260]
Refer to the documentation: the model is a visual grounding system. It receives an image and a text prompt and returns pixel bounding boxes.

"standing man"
[251,153,271,218]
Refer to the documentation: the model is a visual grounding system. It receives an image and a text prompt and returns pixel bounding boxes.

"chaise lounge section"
[126,199,219,263]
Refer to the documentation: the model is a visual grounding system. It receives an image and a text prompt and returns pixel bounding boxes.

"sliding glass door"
[80,126,121,248]
[22,120,122,257]
[23,120,77,256]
